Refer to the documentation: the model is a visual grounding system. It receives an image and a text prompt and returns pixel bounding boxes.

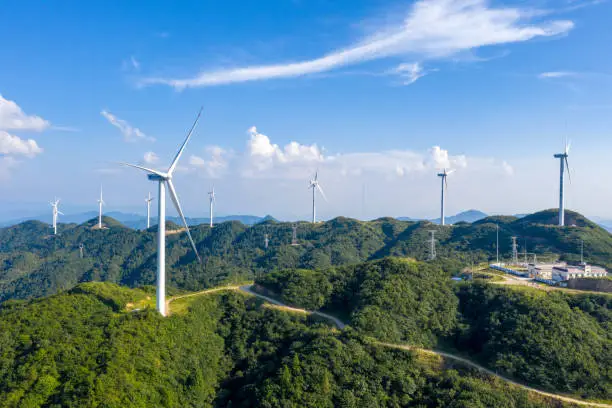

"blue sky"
[1,0,611,221]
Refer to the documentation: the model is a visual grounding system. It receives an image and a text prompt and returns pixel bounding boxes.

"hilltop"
[0,209,610,303]
[0,269,604,407]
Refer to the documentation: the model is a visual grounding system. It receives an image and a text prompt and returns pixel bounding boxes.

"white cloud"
[502,160,514,175]
[429,146,467,169]
[101,110,154,142]
[143,0,573,89]
[0,130,43,158]
[393,62,427,85]
[0,95,49,131]
[131,56,140,70]
[188,146,229,177]
[143,151,159,164]
[0,156,19,180]
[538,71,576,79]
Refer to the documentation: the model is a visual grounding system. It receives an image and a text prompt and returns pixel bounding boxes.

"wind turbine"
[121,109,202,316]
[208,186,215,228]
[145,192,154,229]
[437,168,455,226]
[309,171,327,223]
[97,186,105,229]
[553,140,571,226]
[50,199,63,235]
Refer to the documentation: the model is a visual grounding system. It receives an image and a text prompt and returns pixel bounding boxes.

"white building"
[552,264,608,282]
[528,263,566,280]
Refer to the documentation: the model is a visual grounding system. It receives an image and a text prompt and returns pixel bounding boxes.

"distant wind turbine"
[208,186,215,228]
[309,171,327,223]
[50,198,63,235]
[437,168,455,226]
[145,192,154,229]
[553,140,572,226]
[121,108,203,316]
[97,186,105,229]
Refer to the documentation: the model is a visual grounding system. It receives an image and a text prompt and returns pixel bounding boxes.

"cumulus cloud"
[0,95,49,131]
[101,110,154,142]
[188,146,229,177]
[143,0,573,89]
[143,151,159,164]
[0,130,43,158]
[429,146,467,169]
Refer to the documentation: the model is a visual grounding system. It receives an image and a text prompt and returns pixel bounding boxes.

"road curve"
[167,284,611,408]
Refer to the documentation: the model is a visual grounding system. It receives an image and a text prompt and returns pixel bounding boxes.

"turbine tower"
[121,108,203,316]
[309,171,327,223]
[97,186,105,229]
[145,192,154,229]
[437,169,455,226]
[553,141,571,226]
[208,186,215,228]
[50,199,63,235]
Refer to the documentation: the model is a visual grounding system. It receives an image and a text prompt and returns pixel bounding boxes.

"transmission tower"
[427,230,437,260]
[79,243,84,259]
[264,233,269,249]
[511,236,519,265]
[291,224,298,246]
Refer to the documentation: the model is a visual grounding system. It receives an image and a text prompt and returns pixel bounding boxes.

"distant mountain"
[398,209,488,224]
[0,211,275,229]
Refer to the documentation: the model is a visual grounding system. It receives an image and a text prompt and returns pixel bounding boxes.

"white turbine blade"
[167,107,203,176]
[565,157,572,183]
[317,184,328,202]
[58,211,64,215]
[166,179,201,262]
[119,162,166,177]
[446,169,456,175]
[565,140,571,154]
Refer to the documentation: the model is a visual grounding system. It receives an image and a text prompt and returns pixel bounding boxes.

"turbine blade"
[119,162,166,177]
[166,179,201,262]
[565,157,572,183]
[317,184,328,202]
[167,107,203,176]
[58,211,64,215]
[445,177,448,190]
[565,140,571,154]
[447,169,456,175]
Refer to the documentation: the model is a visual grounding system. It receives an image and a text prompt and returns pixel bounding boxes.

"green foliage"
[1,209,610,303]
[257,259,612,400]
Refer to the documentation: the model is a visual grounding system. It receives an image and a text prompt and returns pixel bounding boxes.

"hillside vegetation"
[257,258,612,400]
[0,209,610,304]
[0,282,581,407]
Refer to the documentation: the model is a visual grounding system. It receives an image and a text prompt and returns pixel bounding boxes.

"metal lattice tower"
[291,224,298,246]
[427,230,437,260]
[511,236,519,264]
[264,233,269,249]
[79,243,84,259]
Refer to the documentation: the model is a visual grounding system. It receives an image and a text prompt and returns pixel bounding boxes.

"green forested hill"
[257,258,612,400]
[0,209,610,303]
[0,281,583,407]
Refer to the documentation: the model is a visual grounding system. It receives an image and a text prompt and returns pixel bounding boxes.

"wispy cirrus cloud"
[143,0,573,89]
[101,110,154,142]
[538,71,577,79]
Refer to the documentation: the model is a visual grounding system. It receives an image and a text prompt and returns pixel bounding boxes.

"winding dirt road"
[167,284,611,408]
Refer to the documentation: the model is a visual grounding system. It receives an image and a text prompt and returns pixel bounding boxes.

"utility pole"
[580,239,584,264]
[511,236,519,265]
[79,243,84,259]
[264,233,269,249]
[291,224,298,246]
[427,230,437,260]
[524,238,528,264]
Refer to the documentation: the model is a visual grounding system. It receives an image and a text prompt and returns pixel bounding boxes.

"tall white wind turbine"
[50,199,63,235]
[145,192,154,229]
[208,186,215,228]
[97,186,105,229]
[437,169,455,226]
[121,109,202,316]
[309,171,327,223]
[553,140,571,226]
